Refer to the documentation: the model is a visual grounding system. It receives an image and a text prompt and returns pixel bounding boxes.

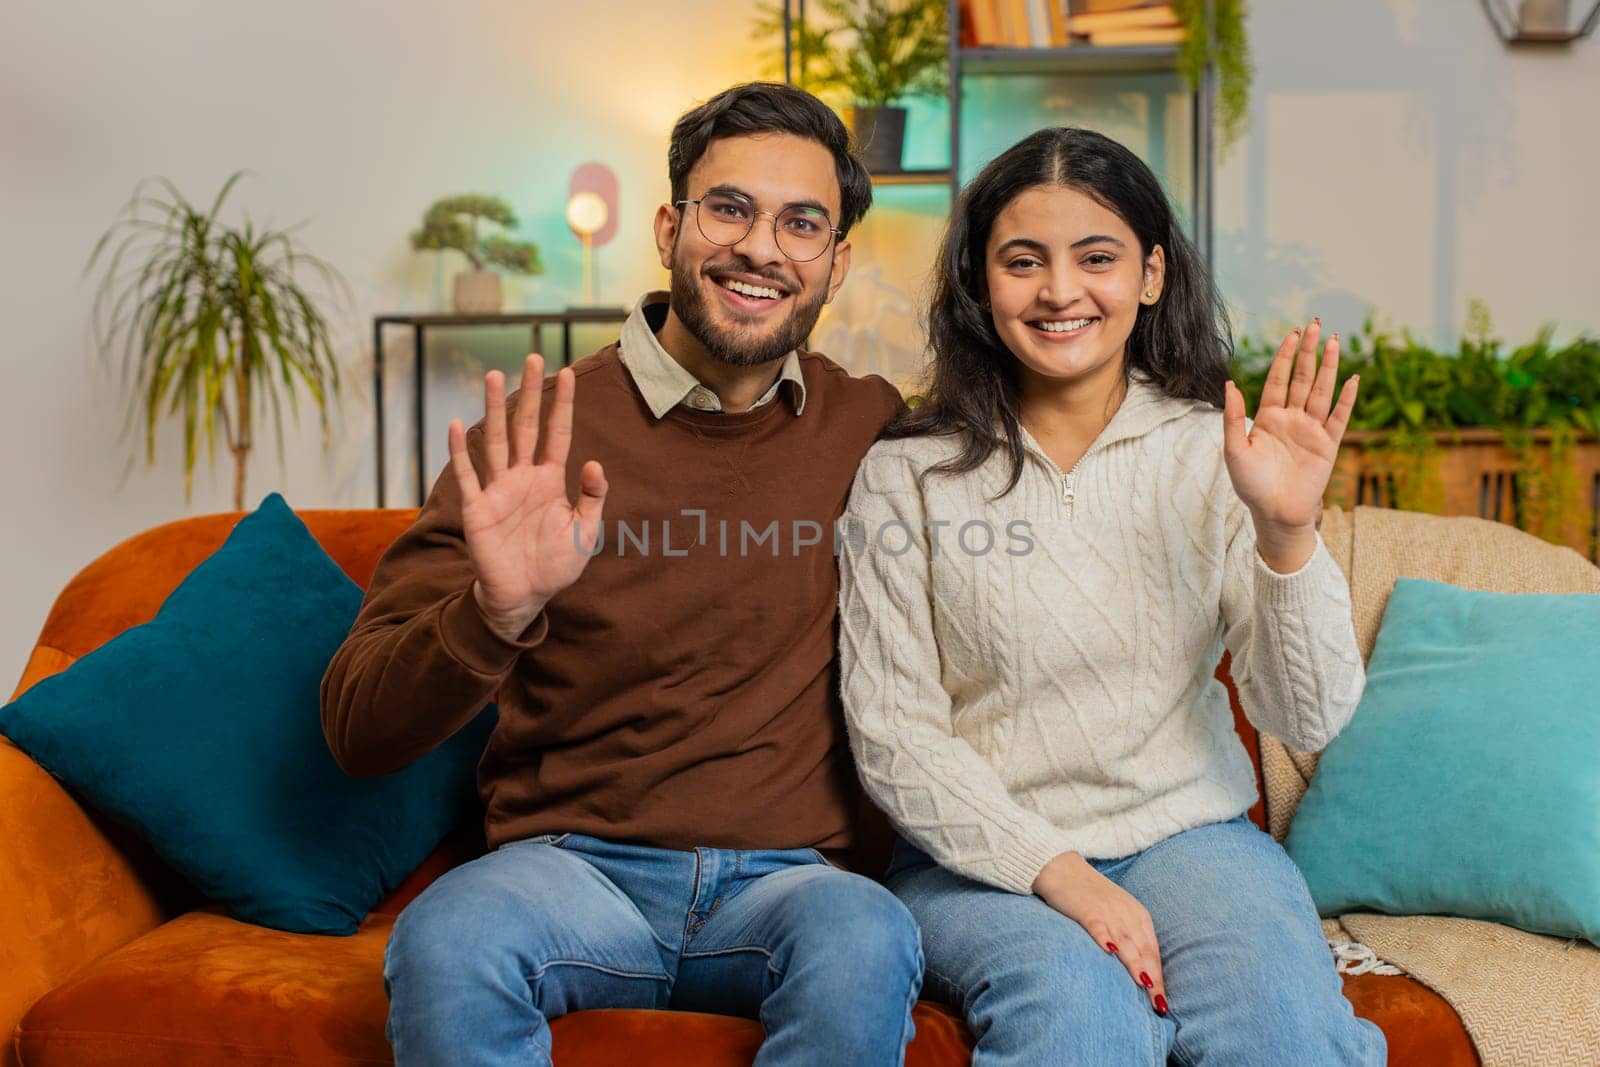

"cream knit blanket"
[1262,505,1600,1067]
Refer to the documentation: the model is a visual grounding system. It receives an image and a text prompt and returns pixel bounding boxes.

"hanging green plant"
[1172,0,1254,156]
[1367,425,1446,516]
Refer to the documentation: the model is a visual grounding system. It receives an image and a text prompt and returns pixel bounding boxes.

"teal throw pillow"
[0,493,495,935]
[1285,577,1600,943]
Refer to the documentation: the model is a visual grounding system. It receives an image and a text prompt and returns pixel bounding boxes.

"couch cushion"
[0,495,492,935]
[1341,972,1479,1066]
[17,909,1471,1067]
[15,911,974,1066]
[16,910,395,1066]
[545,1003,973,1066]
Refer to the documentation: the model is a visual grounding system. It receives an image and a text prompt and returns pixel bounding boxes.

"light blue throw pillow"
[0,493,496,936]
[1285,576,1600,943]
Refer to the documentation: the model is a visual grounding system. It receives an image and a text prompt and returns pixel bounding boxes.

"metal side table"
[372,309,628,506]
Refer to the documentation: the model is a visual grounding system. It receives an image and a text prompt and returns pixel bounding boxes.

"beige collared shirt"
[617,290,807,419]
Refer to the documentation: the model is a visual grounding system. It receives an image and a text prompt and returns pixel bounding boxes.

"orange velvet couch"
[2,508,1478,1066]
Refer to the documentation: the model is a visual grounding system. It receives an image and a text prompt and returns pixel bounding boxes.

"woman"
[838,127,1385,1065]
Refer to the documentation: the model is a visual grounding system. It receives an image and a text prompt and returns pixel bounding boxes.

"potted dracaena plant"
[87,171,348,511]
[754,0,947,174]
[410,195,543,314]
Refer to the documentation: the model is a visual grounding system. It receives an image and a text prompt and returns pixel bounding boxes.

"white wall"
[0,0,766,688]
[3,0,1598,690]
[1216,0,1600,347]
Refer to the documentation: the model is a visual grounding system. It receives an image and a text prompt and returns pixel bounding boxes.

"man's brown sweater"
[321,339,901,856]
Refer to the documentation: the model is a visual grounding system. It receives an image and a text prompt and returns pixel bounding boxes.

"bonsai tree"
[87,172,347,510]
[754,0,948,109]
[410,195,543,276]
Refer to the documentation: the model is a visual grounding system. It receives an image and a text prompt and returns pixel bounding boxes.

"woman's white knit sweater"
[838,379,1366,895]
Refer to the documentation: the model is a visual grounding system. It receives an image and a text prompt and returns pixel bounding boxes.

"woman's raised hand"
[1223,319,1358,571]
[448,354,608,642]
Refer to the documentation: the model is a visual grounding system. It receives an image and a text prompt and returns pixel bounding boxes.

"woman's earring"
[1144,291,1154,299]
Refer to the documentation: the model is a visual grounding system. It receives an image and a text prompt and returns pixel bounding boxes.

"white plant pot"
[452,270,503,314]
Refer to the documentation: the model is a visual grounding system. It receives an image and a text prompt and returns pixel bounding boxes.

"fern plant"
[753,0,947,108]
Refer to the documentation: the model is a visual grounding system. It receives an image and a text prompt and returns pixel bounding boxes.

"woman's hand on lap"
[1033,851,1169,1016]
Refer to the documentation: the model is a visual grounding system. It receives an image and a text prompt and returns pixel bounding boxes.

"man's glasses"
[675,193,840,263]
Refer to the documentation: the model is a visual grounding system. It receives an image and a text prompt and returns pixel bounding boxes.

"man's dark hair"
[668,81,872,238]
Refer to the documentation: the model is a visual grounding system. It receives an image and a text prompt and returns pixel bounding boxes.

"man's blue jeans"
[886,814,1386,1066]
[383,833,924,1066]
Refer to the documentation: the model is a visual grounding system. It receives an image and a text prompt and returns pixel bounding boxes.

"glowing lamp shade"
[566,192,608,238]
[566,163,620,309]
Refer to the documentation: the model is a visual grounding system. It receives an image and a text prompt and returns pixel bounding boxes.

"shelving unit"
[957,43,1192,73]
[868,168,953,186]
[780,0,1216,262]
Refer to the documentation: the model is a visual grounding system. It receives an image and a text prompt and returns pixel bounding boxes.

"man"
[321,82,920,1066]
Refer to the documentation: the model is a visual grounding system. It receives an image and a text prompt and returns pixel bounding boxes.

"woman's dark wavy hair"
[885,126,1234,495]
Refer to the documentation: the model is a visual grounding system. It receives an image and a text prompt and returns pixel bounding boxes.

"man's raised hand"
[448,354,608,642]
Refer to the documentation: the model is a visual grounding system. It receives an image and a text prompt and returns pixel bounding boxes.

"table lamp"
[566,191,608,306]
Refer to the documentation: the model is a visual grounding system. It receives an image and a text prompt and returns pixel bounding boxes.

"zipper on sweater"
[1020,424,1092,520]
[1062,457,1085,518]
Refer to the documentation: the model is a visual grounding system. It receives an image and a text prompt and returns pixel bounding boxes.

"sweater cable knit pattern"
[838,379,1366,895]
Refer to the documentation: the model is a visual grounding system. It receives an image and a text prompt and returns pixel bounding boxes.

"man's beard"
[670,251,829,367]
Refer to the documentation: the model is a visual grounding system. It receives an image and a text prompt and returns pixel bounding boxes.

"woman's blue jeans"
[383,833,923,1066]
[886,814,1386,1066]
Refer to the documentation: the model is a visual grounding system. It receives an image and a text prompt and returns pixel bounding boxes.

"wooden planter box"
[1327,430,1600,562]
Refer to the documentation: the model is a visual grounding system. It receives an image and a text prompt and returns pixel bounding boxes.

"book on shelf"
[1067,3,1178,34]
[964,0,1185,50]
[967,0,1074,48]
[959,0,980,46]
[1088,25,1186,46]
[989,0,1013,45]
[1030,0,1056,47]
[966,0,1001,46]
[1045,0,1071,45]
[1002,0,1031,46]
[1072,0,1160,13]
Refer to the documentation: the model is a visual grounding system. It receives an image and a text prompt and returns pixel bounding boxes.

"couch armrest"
[1215,652,1268,832]
[1,647,169,1066]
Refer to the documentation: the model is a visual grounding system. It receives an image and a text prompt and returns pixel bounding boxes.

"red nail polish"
[1141,972,1153,989]
[1155,994,1169,1014]
[1105,941,1119,954]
